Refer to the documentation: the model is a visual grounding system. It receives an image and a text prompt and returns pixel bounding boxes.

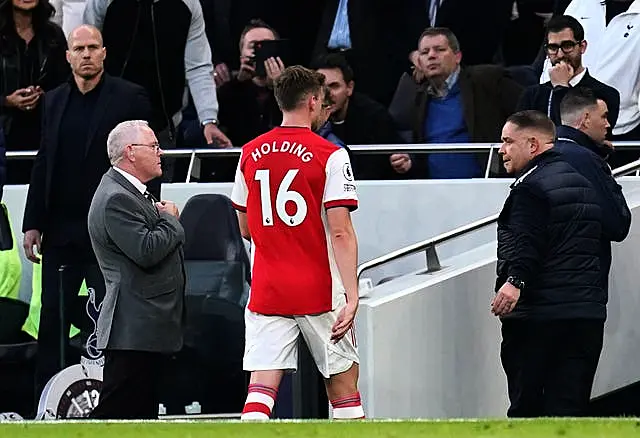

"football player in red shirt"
[231,66,363,420]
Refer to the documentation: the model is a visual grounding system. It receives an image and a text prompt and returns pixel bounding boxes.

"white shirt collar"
[570,68,588,87]
[113,167,147,195]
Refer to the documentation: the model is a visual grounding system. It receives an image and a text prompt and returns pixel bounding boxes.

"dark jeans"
[35,245,105,399]
[500,318,604,417]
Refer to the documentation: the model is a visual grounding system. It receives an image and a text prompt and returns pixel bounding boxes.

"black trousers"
[36,245,106,398]
[90,350,166,419]
[500,318,604,417]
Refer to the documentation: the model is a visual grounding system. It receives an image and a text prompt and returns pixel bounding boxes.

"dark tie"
[144,190,157,203]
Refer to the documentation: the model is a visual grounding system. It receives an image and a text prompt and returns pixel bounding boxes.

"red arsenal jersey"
[231,127,358,315]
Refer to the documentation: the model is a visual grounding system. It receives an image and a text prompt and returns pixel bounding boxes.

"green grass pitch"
[1,419,640,438]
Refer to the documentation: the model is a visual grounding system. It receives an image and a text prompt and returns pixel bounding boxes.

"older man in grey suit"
[87,120,185,419]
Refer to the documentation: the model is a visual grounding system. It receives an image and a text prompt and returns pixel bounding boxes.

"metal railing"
[7,142,640,182]
[356,157,640,281]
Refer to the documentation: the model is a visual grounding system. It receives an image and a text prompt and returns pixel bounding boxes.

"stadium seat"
[158,194,250,416]
[0,298,37,418]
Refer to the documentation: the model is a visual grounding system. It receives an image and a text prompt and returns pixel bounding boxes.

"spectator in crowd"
[0,0,69,184]
[209,19,284,182]
[88,121,185,420]
[393,28,523,179]
[83,0,231,187]
[316,86,346,149]
[50,0,86,37]
[542,0,640,142]
[493,110,604,417]
[311,53,404,180]
[21,24,154,397]
[555,87,631,294]
[217,19,284,148]
[517,15,620,133]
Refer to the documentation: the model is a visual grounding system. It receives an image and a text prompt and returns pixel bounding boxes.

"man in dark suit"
[88,120,185,419]
[21,25,154,397]
[517,15,620,132]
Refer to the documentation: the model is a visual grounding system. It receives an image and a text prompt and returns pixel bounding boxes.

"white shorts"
[243,295,359,379]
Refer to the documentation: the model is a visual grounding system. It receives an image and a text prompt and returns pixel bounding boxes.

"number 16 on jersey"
[255,169,308,227]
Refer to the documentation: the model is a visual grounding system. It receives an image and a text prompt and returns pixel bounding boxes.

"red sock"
[331,392,365,419]
[241,384,278,420]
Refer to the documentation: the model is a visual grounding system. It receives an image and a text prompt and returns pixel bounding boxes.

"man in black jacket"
[516,15,620,134]
[22,25,154,397]
[556,87,631,294]
[492,110,604,418]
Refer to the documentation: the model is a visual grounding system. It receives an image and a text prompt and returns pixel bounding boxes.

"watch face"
[56,379,102,418]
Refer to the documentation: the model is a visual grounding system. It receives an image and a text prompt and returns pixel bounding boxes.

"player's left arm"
[324,148,360,341]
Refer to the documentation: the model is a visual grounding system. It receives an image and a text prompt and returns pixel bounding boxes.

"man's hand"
[23,229,42,264]
[491,282,521,317]
[549,61,574,87]
[5,86,43,111]
[203,123,232,148]
[237,57,256,82]
[331,301,358,343]
[603,139,614,150]
[213,63,231,88]
[265,57,285,86]
[156,200,180,218]
[390,154,412,174]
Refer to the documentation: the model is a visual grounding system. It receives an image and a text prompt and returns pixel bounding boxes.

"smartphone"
[253,39,292,77]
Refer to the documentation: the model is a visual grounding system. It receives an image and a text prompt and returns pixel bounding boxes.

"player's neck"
[281,113,312,130]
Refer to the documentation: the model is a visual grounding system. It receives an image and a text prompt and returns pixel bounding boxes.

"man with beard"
[22,24,153,397]
[517,15,620,133]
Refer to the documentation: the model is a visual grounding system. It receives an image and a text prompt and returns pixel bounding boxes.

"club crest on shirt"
[343,163,354,181]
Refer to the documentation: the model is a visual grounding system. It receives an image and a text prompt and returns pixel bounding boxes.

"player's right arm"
[230,151,250,240]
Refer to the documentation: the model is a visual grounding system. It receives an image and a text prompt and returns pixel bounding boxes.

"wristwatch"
[201,118,218,127]
[506,276,525,290]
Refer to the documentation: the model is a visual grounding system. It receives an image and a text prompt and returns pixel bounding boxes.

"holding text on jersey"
[251,141,314,163]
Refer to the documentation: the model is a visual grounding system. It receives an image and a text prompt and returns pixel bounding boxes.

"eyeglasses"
[544,40,583,55]
[130,143,161,153]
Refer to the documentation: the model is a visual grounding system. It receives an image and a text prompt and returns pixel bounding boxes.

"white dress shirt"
[113,167,147,196]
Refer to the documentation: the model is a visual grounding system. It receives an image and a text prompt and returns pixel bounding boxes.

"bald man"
[22,25,155,399]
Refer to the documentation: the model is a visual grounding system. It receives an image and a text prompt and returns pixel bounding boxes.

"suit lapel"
[107,168,158,217]
[458,70,475,136]
[48,84,71,167]
[84,76,114,157]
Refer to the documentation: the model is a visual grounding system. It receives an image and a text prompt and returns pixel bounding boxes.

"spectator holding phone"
[217,19,285,147]
[200,19,286,182]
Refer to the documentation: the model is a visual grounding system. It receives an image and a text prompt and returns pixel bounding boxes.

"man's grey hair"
[107,120,151,165]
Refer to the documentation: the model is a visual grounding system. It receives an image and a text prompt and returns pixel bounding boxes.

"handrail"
[10,142,640,183]
[356,156,640,280]
[7,142,640,160]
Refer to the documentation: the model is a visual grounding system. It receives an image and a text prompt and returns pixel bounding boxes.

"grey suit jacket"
[88,168,186,353]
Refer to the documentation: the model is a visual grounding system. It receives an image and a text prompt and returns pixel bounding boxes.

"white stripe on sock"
[332,405,364,419]
[241,411,270,421]
[246,391,276,410]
